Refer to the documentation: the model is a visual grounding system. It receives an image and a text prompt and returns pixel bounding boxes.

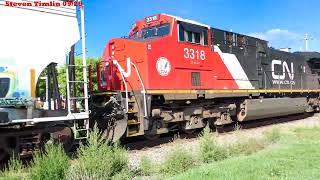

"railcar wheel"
[214,124,225,129]
[179,119,207,135]
[179,122,197,135]
[50,126,74,152]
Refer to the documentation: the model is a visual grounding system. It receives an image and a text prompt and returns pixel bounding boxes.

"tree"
[36,57,102,99]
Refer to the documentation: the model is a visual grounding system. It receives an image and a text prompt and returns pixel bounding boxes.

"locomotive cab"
[98,14,217,92]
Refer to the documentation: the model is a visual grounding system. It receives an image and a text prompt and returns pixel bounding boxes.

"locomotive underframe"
[91,90,320,139]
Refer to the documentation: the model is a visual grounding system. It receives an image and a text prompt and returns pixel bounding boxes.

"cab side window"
[179,25,185,41]
[178,22,208,46]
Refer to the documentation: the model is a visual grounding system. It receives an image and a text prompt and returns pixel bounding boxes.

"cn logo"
[271,60,294,80]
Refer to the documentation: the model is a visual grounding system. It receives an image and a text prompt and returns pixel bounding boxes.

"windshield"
[129,24,170,40]
[142,24,170,39]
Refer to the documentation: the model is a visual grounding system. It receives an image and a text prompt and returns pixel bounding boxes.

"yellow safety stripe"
[147,89,320,94]
[93,89,320,96]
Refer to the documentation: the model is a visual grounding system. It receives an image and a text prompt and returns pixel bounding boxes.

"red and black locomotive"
[90,14,320,141]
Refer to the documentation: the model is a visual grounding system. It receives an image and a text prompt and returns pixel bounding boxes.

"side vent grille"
[191,72,201,86]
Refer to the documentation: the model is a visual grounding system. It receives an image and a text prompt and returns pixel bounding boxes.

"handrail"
[131,62,148,117]
[112,59,130,113]
[112,58,147,116]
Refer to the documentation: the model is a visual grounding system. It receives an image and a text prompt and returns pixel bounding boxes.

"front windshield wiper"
[143,31,149,39]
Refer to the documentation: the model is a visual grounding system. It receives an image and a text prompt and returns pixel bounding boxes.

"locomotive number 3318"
[184,48,206,60]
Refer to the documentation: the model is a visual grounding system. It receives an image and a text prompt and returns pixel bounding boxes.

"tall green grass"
[138,155,154,176]
[29,142,70,180]
[227,137,266,156]
[0,155,24,180]
[173,126,320,180]
[199,127,227,163]
[263,128,281,143]
[159,145,196,175]
[67,127,129,179]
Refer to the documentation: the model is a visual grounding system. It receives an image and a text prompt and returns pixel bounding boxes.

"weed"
[7,155,23,172]
[0,155,24,180]
[139,156,154,176]
[159,145,196,175]
[228,137,266,156]
[199,127,227,163]
[264,128,281,143]
[29,142,70,180]
[67,126,129,179]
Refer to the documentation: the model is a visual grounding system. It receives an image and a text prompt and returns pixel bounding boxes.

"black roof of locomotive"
[211,27,268,44]
[295,52,320,60]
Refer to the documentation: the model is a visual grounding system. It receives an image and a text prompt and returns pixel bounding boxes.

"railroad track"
[126,113,320,168]
[0,113,318,170]
[124,113,316,151]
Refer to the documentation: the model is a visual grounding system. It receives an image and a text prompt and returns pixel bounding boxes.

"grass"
[29,142,70,180]
[172,126,320,180]
[67,126,129,179]
[134,126,284,178]
[263,127,281,143]
[0,126,131,180]
[138,155,154,176]
[199,127,227,163]
[158,144,197,175]
[0,155,25,180]
[1,124,319,180]
[226,137,266,156]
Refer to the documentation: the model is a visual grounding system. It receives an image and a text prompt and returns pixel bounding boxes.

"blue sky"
[82,0,320,57]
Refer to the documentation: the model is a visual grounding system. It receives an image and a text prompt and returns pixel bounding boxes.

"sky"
[82,0,320,57]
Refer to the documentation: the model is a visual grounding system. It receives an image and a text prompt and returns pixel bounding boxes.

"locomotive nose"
[107,40,126,60]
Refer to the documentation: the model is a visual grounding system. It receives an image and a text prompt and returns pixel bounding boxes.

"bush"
[67,126,129,179]
[199,127,227,163]
[264,128,281,143]
[159,145,196,175]
[29,142,70,180]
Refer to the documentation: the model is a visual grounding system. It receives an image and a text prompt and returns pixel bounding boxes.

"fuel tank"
[237,97,308,121]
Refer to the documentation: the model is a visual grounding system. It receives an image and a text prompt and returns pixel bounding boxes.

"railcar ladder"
[66,64,89,140]
[66,5,89,140]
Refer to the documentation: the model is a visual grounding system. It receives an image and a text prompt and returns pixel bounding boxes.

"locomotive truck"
[1,9,320,161]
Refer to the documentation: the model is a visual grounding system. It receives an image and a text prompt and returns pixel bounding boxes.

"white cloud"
[250,29,299,41]
[249,29,304,51]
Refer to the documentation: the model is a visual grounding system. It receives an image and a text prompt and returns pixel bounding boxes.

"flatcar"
[90,14,320,140]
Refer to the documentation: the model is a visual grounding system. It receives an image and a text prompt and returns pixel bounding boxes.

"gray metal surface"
[237,97,308,121]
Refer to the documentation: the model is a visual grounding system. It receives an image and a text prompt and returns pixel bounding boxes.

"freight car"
[0,1,89,161]
[90,14,320,141]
